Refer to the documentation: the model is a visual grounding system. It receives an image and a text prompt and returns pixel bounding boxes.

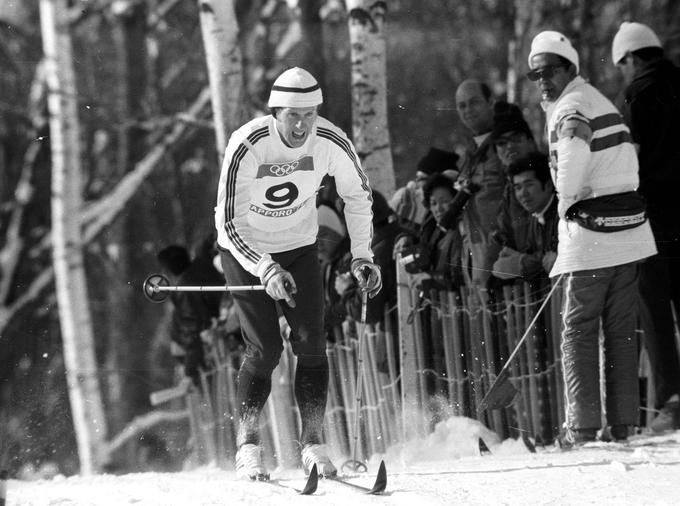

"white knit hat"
[612,22,662,64]
[528,31,580,73]
[267,67,323,108]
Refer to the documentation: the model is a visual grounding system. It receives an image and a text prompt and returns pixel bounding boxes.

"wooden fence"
[153,253,662,468]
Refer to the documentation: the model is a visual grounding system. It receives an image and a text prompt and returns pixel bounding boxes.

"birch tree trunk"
[197,0,246,163]
[39,0,107,475]
[346,0,395,196]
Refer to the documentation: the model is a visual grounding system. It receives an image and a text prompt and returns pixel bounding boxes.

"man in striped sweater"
[527,31,657,445]
[215,67,381,479]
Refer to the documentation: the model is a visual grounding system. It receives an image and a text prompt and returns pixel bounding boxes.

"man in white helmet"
[214,67,380,480]
[612,22,680,433]
[527,31,657,445]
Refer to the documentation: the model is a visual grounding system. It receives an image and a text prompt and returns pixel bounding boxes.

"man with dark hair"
[486,105,540,270]
[612,22,680,432]
[528,30,657,445]
[214,67,379,480]
[454,79,506,293]
[491,153,557,281]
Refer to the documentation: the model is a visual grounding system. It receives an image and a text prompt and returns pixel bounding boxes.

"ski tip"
[478,437,492,456]
[300,464,318,495]
[368,460,387,495]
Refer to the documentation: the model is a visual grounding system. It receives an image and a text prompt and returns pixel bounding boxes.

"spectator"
[419,174,465,290]
[487,105,539,259]
[612,21,680,432]
[454,79,506,294]
[157,234,224,386]
[316,201,351,341]
[491,153,557,281]
[528,30,657,444]
[389,147,459,237]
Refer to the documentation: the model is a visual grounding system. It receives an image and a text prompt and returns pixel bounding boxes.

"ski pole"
[478,273,564,413]
[343,290,369,473]
[142,273,264,303]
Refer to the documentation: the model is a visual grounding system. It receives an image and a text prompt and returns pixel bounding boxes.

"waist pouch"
[566,191,647,232]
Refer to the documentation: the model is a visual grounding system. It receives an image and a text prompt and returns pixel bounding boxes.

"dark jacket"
[456,136,506,286]
[418,215,464,290]
[623,58,680,235]
[169,255,224,350]
[487,182,533,266]
[321,236,352,341]
[344,220,404,325]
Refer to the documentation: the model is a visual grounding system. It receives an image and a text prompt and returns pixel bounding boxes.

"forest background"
[1,0,679,478]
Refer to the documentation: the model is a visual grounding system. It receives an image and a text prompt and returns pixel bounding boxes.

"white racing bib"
[247,155,318,232]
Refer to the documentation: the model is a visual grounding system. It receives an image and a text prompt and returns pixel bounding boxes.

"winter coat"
[622,58,680,236]
[491,195,558,281]
[456,135,506,287]
[169,255,224,351]
[543,76,657,276]
[419,215,464,290]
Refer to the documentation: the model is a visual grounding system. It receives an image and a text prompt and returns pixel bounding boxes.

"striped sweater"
[543,76,657,276]
[214,114,373,278]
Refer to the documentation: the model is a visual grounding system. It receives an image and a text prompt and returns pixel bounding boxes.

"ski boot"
[235,443,269,481]
[301,444,337,478]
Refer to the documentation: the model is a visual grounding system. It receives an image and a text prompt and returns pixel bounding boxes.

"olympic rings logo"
[269,161,299,176]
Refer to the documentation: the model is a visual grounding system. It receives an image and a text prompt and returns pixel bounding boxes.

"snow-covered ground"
[7,417,680,506]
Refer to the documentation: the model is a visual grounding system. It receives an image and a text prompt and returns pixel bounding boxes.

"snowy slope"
[7,417,680,506]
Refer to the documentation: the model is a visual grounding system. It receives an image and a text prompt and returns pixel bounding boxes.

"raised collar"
[532,193,555,225]
[541,75,586,112]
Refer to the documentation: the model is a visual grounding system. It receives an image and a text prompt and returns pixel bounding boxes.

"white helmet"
[267,67,323,108]
[612,22,662,65]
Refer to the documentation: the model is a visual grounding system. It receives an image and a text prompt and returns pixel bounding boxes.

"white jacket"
[544,76,657,276]
[215,114,373,278]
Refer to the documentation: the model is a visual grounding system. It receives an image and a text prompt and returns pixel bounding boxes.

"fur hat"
[490,104,533,142]
[416,148,459,177]
[528,31,580,73]
[268,67,323,108]
[612,22,662,64]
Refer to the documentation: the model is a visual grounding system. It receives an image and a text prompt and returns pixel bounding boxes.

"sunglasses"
[526,64,567,81]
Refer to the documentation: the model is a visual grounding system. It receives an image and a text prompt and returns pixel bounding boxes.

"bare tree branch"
[0,87,212,336]
[104,409,189,458]
[81,87,211,236]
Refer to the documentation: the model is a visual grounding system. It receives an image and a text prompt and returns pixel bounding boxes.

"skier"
[214,67,381,479]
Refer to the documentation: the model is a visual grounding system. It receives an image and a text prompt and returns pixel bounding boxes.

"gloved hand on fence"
[351,258,382,299]
[183,341,207,386]
[542,250,557,274]
[260,261,297,307]
[492,247,523,280]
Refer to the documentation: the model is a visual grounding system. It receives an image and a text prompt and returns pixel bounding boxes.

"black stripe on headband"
[271,83,320,93]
